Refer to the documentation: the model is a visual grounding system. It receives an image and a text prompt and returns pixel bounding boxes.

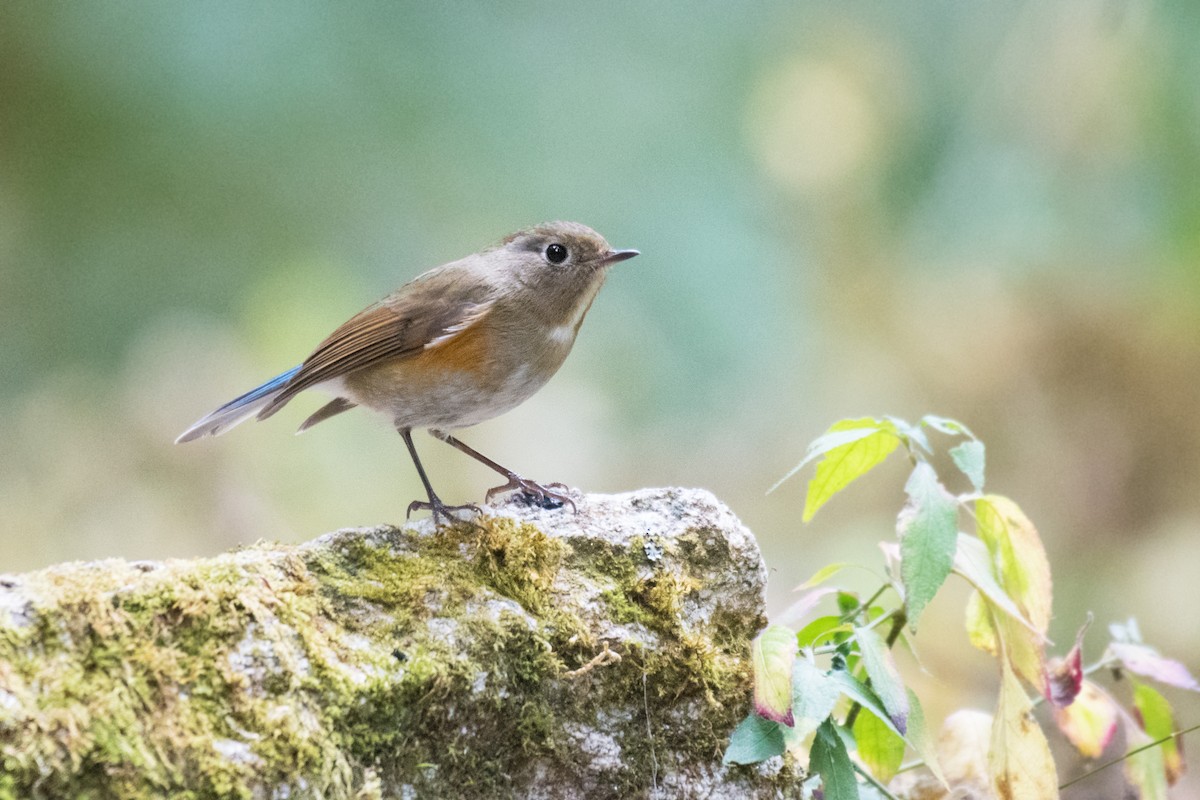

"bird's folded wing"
[258,289,494,418]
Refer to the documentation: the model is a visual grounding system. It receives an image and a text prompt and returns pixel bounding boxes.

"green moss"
[0,514,762,799]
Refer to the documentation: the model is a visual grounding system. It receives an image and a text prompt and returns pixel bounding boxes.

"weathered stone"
[0,488,792,799]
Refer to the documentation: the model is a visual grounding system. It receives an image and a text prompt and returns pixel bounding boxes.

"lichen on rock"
[0,487,786,799]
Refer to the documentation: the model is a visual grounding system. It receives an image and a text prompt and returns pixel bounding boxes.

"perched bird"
[177,221,638,523]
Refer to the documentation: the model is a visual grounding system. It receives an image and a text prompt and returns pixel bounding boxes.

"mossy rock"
[0,488,789,799]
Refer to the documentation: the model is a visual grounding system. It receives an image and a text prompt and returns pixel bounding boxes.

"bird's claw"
[485,476,576,513]
[407,497,482,526]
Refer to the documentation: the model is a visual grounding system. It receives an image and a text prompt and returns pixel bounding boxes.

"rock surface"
[0,488,790,799]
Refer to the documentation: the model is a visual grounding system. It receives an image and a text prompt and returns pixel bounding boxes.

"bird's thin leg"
[400,428,480,524]
[428,429,575,512]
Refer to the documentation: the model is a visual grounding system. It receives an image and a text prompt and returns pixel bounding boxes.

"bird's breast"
[341,310,577,430]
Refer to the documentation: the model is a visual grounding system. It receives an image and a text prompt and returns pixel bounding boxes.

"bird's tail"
[175,366,301,443]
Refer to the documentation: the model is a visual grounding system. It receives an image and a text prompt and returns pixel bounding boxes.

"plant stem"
[1058,721,1200,791]
[853,762,900,800]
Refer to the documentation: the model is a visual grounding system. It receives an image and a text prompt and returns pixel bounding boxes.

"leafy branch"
[727,415,1199,800]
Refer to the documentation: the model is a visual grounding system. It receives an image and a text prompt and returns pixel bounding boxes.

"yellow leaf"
[976,496,1052,690]
[990,659,1058,800]
[801,418,900,521]
[1052,680,1118,759]
[965,589,999,656]
[854,707,905,784]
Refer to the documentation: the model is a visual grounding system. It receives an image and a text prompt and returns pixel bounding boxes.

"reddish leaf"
[1052,680,1119,759]
[752,624,796,726]
[1045,619,1089,708]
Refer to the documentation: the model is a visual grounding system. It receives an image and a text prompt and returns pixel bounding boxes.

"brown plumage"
[176,221,639,523]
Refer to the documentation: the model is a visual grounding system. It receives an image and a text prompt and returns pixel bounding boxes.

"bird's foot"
[407,496,482,527]
[485,476,576,512]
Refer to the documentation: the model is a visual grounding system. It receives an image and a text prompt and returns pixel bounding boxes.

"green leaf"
[828,669,904,739]
[904,689,947,788]
[854,625,909,734]
[853,708,905,784]
[723,713,785,765]
[810,718,860,800]
[949,440,986,492]
[796,615,853,649]
[772,418,900,519]
[792,656,841,727]
[752,624,796,725]
[1133,682,1183,784]
[1124,725,1169,800]
[898,462,958,630]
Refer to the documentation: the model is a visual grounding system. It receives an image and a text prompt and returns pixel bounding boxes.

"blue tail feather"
[212,366,301,413]
[176,366,302,443]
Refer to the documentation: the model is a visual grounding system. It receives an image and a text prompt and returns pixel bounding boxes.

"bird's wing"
[258,278,494,418]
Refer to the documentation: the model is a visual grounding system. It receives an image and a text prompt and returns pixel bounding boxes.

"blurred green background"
[2,2,1198,794]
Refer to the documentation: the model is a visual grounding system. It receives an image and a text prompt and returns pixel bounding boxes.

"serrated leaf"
[975,496,1052,690]
[771,417,899,493]
[753,624,796,725]
[775,418,900,520]
[810,718,860,800]
[792,656,841,726]
[990,659,1059,800]
[723,712,786,765]
[853,709,905,784]
[828,669,903,739]
[949,440,986,492]
[898,462,958,630]
[1052,680,1119,759]
[1133,682,1183,784]
[854,626,908,734]
[976,496,1052,631]
[1108,642,1200,691]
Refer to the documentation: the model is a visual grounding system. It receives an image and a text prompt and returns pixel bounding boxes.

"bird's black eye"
[545,243,568,264]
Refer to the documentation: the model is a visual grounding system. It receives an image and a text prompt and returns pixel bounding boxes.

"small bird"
[177,221,638,523]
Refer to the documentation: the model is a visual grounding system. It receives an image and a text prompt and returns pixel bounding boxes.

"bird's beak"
[602,249,640,265]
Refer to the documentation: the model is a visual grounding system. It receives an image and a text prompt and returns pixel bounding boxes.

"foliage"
[728,415,1199,799]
